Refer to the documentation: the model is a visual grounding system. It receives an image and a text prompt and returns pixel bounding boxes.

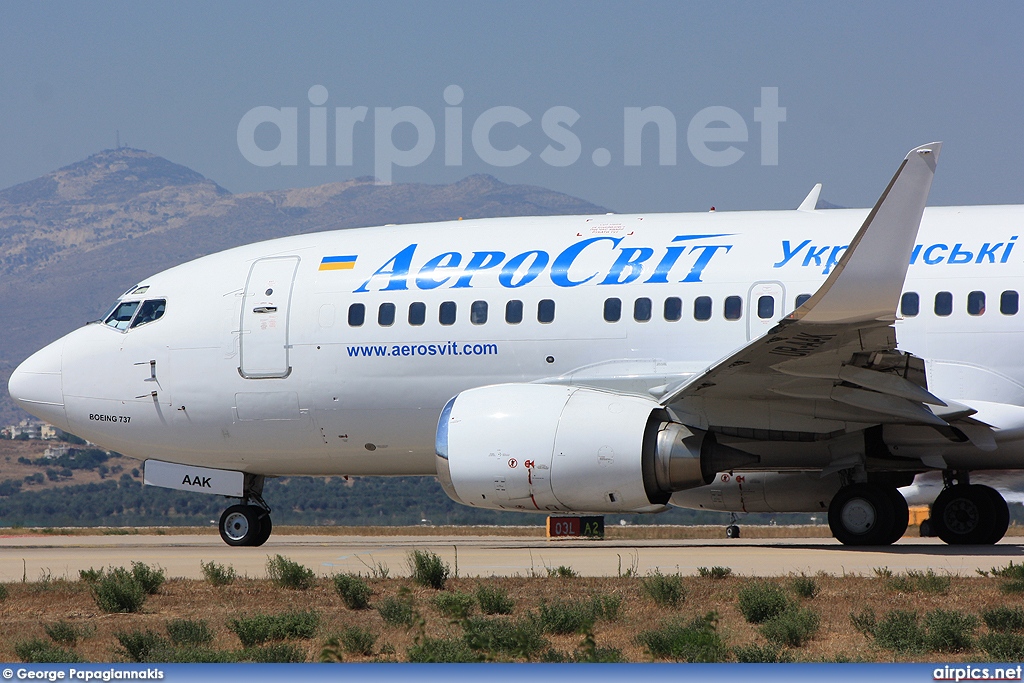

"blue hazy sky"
[0,2,1021,213]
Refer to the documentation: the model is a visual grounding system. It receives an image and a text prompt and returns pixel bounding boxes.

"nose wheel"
[219,504,273,547]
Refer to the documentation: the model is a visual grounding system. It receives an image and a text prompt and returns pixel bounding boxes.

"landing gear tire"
[726,525,741,539]
[882,487,910,545]
[979,485,1010,545]
[932,484,999,545]
[219,505,261,546]
[252,512,273,547]
[828,483,896,546]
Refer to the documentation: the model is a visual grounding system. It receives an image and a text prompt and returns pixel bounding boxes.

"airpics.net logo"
[236,85,786,183]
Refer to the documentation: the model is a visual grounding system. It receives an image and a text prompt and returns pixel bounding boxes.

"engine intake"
[434,383,757,514]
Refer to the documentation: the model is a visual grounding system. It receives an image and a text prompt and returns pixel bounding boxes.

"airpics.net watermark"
[237,85,785,184]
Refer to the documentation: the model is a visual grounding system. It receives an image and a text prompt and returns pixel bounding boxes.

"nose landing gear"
[219,504,272,546]
[218,475,273,547]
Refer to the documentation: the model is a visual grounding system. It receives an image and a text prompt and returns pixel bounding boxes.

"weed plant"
[791,574,819,599]
[546,565,579,578]
[432,591,475,619]
[79,568,104,583]
[43,620,90,646]
[476,584,515,615]
[760,607,820,647]
[238,643,305,663]
[266,555,315,590]
[376,590,416,628]
[131,562,165,594]
[200,560,236,586]
[983,606,1024,633]
[409,550,450,590]
[153,646,235,663]
[873,610,925,653]
[923,609,977,653]
[697,566,733,580]
[462,616,547,659]
[166,619,214,647]
[333,573,372,610]
[980,633,1024,659]
[338,626,377,656]
[92,567,146,613]
[641,570,685,607]
[738,581,790,624]
[407,637,479,662]
[850,607,877,637]
[14,638,82,663]
[537,599,596,635]
[227,611,320,647]
[115,629,168,662]
[635,612,729,662]
[733,643,794,663]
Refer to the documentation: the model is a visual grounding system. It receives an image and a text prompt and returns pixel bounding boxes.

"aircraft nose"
[8,338,68,431]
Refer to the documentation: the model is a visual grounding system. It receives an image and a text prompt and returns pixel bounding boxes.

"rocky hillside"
[0,148,606,424]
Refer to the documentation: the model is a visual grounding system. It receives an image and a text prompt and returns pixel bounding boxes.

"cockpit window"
[130,299,166,329]
[102,298,166,331]
[104,301,140,331]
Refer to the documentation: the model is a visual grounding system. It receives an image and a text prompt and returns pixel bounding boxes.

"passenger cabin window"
[538,299,555,323]
[900,292,920,317]
[604,297,621,322]
[634,297,652,322]
[795,293,812,308]
[1001,290,1019,316]
[935,291,953,317]
[724,296,742,320]
[471,300,488,325]
[348,303,365,327]
[378,302,396,326]
[130,300,166,329]
[105,301,140,331]
[694,296,712,321]
[757,295,775,319]
[408,302,426,326]
[664,297,682,322]
[439,301,457,326]
[967,291,986,316]
[505,300,523,324]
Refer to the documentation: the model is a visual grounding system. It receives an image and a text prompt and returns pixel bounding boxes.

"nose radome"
[8,338,68,431]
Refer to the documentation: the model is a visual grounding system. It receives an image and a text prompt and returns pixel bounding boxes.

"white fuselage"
[12,205,1024,477]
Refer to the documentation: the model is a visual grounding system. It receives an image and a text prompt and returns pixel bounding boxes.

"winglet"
[797,183,822,212]
[789,142,941,324]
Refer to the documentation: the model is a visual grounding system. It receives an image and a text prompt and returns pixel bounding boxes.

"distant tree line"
[0,474,842,528]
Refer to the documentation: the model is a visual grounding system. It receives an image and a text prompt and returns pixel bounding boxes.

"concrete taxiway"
[1,533,1022,581]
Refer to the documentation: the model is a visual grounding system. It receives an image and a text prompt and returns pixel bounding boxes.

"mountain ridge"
[0,148,607,424]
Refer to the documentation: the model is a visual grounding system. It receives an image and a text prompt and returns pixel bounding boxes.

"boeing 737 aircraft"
[10,142,1024,548]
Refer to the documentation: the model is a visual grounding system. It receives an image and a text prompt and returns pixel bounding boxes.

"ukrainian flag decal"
[319,255,357,271]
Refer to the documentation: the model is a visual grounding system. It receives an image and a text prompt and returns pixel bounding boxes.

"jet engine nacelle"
[670,471,846,513]
[434,383,756,514]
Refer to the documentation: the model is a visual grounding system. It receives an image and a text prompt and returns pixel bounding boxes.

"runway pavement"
[2,533,1023,581]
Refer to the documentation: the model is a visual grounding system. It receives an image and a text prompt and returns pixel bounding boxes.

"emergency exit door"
[239,256,300,378]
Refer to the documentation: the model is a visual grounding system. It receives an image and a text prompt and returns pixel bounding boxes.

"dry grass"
[0,568,1020,663]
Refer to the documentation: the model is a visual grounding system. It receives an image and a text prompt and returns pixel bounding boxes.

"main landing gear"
[218,475,273,547]
[828,472,1009,546]
[828,482,909,546]
[923,473,1009,545]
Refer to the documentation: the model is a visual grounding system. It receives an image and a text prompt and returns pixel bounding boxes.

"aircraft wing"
[659,143,952,436]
